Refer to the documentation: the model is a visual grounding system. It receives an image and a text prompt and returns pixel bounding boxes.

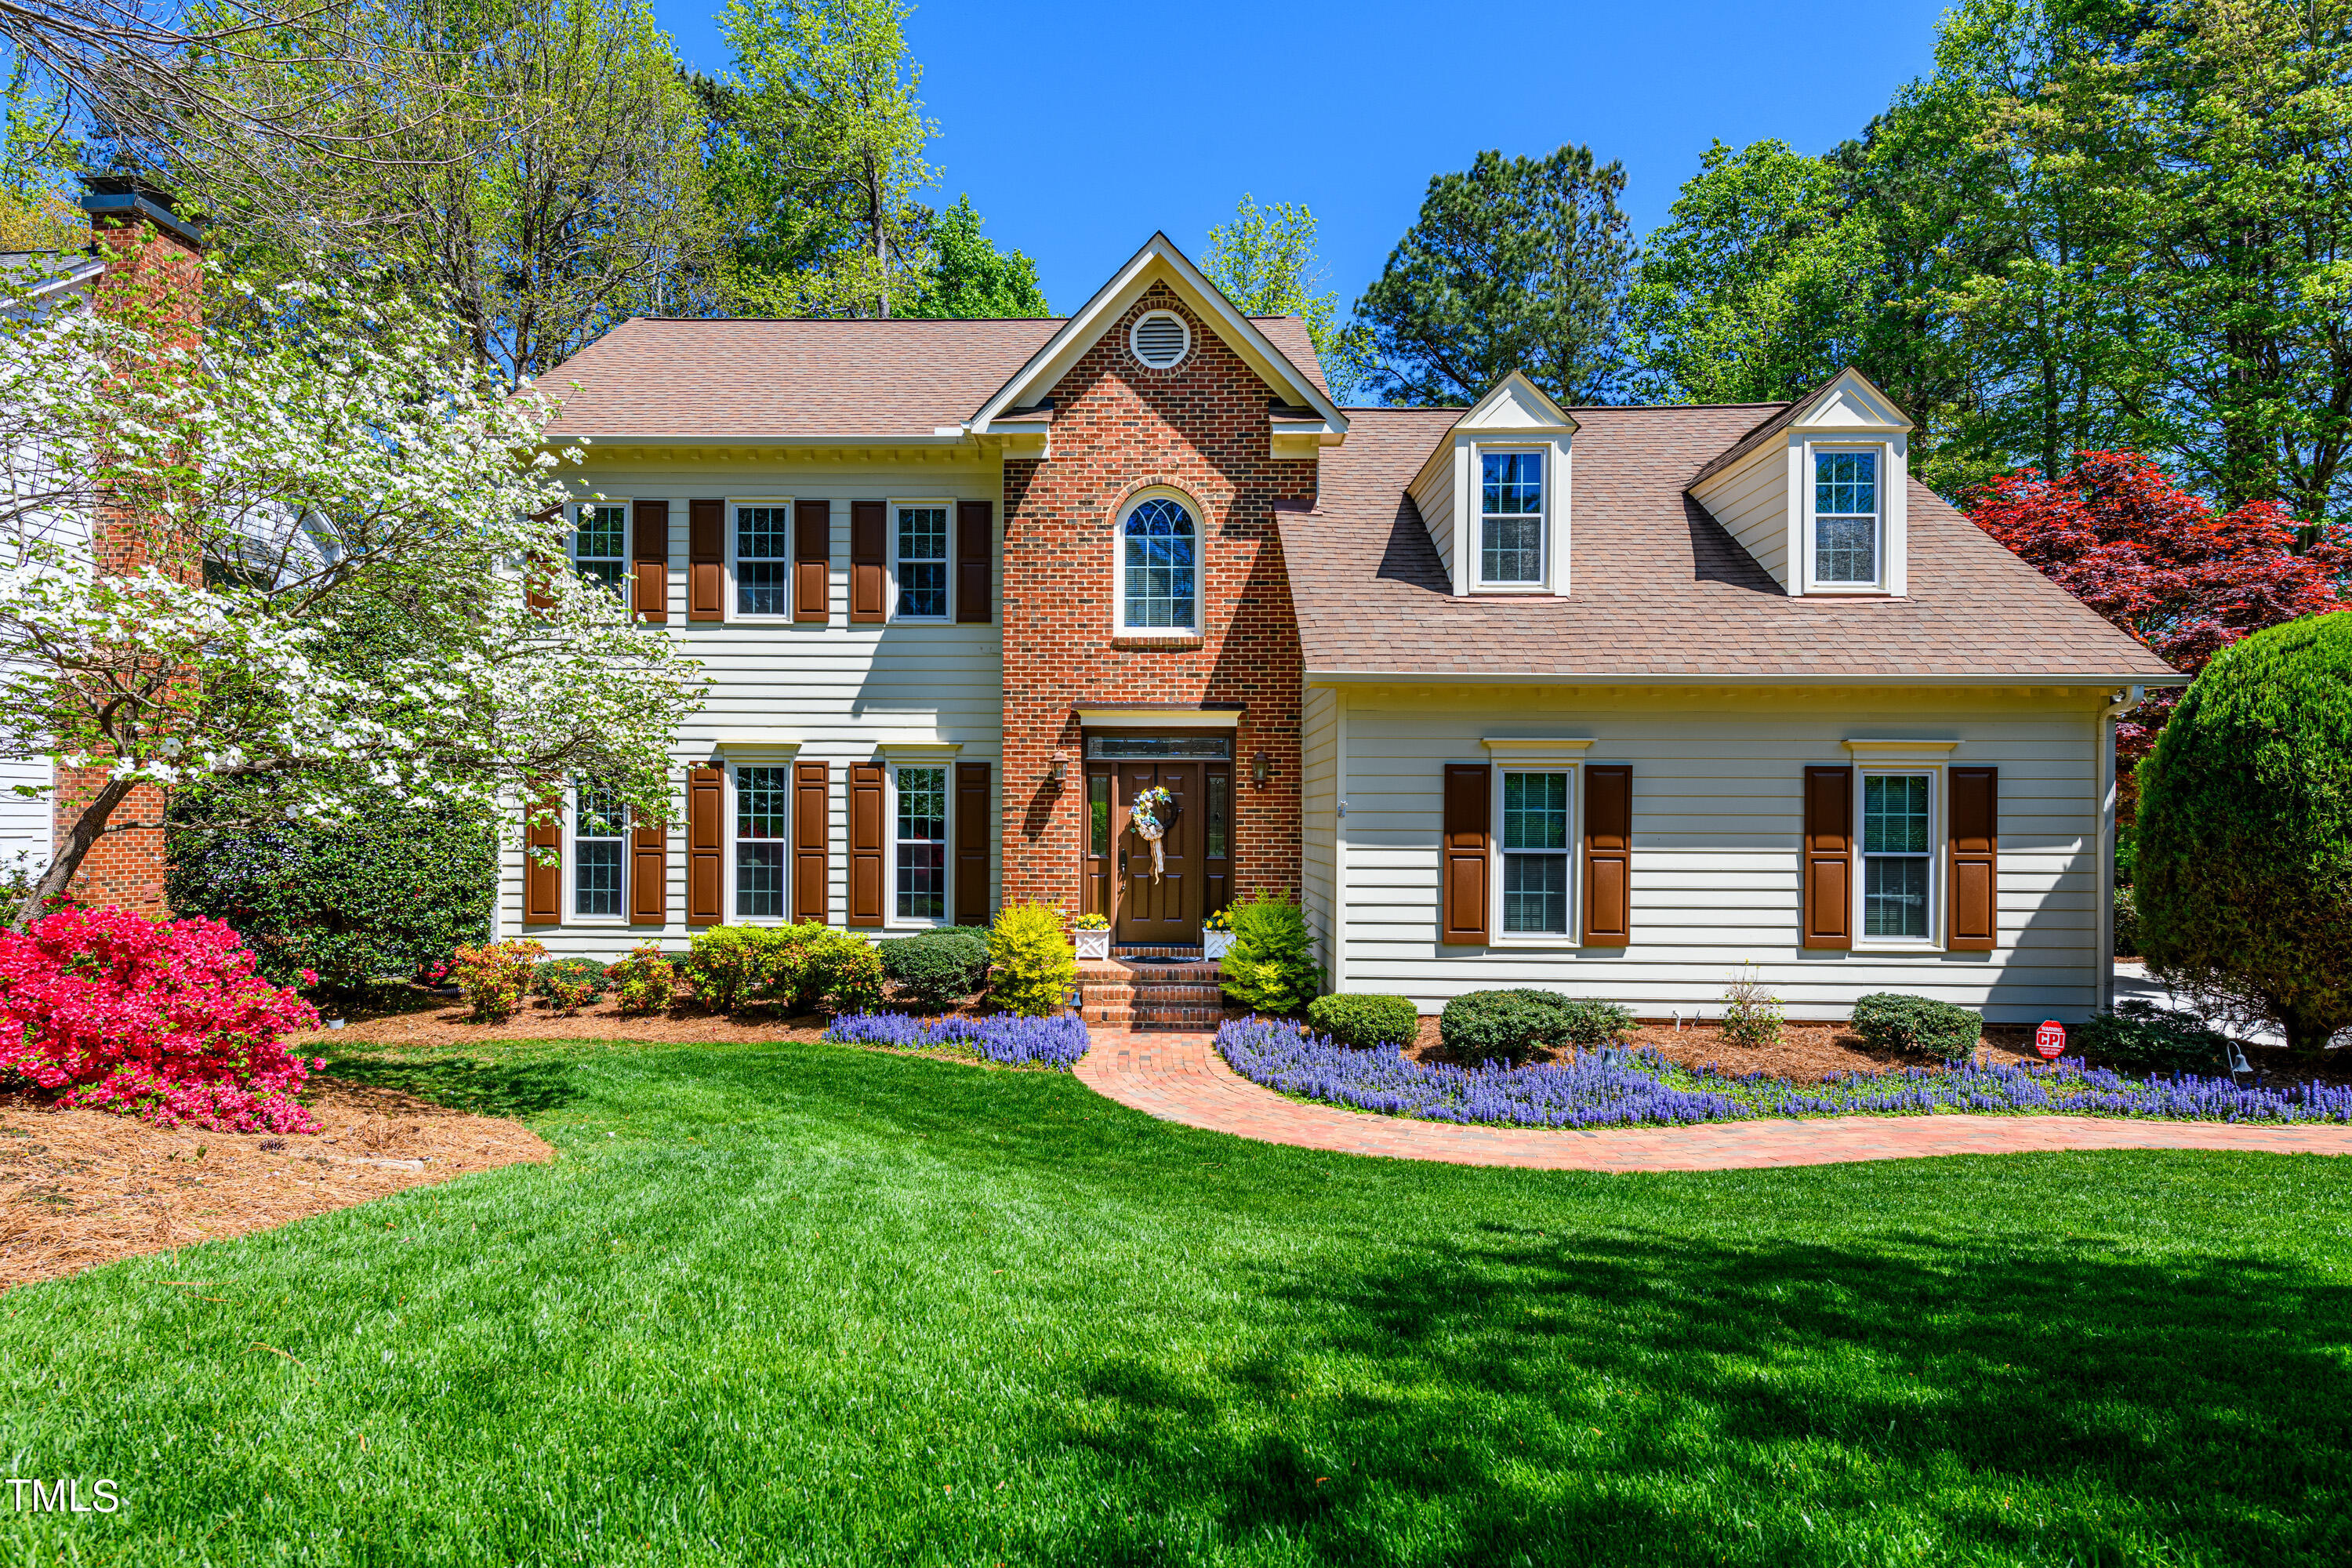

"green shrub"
[681,925,765,1012]
[450,939,543,1024]
[2114,885,2142,958]
[987,902,1076,1018]
[803,929,884,1014]
[607,944,677,1018]
[534,956,610,1014]
[1849,993,1982,1058]
[2074,1000,2233,1076]
[1437,989,1632,1063]
[1719,967,1783,1047]
[880,927,991,1009]
[1219,889,1321,1015]
[165,802,495,995]
[2138,615,2352,1052]
[684,924,884,1014]
[1305,993,1421,1049]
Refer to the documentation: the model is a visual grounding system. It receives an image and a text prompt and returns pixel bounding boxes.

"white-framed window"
[734,762,791,920]
[1495,767,1575,938]
[732,499,794,619]
[893,502,949,620]
[1116,492,1199,633]
[1810,448,1881,587]
[571,501,626,593]
[1478,448,1546,586]
[891,764,949,924]
[571,778,627,921]
[1859,770,1934,942]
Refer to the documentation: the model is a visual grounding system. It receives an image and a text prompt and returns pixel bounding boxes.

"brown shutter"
[850,499,887,623]
[847,762,885,927]
[793,760,829,924]
[954,761,990,926]
[688,499,724,622]
[523,790,561,925]
[956,499,993,623]
[1582,764,1632,946]
[686,765,724,927]
[629,807,666,924]
[1440,763,1490,946]
[1949,766,1998,952]
[631,499,668,624]
[794,498,829,622]
[1802,765,1853,949]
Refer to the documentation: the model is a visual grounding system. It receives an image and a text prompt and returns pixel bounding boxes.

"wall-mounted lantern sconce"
[1050,749,1069,783]
[1251,750,1270,786]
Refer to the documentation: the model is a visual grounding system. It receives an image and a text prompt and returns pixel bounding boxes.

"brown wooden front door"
[1114,761,1200,946]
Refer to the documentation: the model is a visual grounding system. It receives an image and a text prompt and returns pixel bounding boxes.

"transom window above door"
[895,505,948,619]
[1120,495,1197,632]
[1479,451,1544,585]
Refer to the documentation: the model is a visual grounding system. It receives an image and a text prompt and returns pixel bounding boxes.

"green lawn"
[5,1035,2351,1566]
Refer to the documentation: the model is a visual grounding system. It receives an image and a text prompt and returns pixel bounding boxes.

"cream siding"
[1300,684,1338,976]
[1690,441,1791,590]
[1327,684,2108,1023]
[1406,456,1455,592]
[496,456,1004,959]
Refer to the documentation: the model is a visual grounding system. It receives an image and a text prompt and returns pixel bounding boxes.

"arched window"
[1120,495,1197,631]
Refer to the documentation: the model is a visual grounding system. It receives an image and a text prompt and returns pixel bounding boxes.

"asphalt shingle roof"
[1278,405,2182,682]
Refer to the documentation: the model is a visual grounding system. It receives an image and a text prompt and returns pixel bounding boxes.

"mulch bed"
[322,985,1011,1049]
[0,1080,552,1291]
[1396,1014,2042,1077]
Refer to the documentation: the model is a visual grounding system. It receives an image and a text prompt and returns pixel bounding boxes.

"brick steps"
[1078,951,1225,1032]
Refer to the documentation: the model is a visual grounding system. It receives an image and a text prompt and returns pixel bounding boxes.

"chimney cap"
[77,173,206,251]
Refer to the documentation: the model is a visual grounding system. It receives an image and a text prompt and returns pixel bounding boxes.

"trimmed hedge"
[680,924,883,1015]
[879,927,991,1009]
[1305,993,1421,1049]
[1438,989,1636,1064]
[1849,993,1982,1058]
[2074,1001,2234,1076]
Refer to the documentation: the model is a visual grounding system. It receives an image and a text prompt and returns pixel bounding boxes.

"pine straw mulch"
[0,1080,554,1293]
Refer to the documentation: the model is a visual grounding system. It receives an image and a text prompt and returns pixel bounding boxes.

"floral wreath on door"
[1128,786,1177,881]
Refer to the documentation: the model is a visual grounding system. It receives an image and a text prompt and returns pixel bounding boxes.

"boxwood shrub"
[2074,1000,2233,1076]
[1438,989,1636,1064]
[1305,993,1420,1049]
[879,927,991,1009]
[1849,993,1983,1057]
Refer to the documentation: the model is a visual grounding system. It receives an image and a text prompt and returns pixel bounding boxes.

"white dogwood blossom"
[0,260,704,923]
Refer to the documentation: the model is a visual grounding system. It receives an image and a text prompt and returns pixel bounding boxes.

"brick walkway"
[1074,1029,2352,1172]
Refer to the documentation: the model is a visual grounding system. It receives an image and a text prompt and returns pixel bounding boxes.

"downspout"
[2096,684,2147,1014]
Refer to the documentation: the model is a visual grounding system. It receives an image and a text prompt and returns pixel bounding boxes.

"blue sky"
[652,0,1950,315]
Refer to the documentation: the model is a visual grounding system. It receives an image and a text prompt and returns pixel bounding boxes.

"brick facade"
[52,201,204,916]
[999,285,1316,915]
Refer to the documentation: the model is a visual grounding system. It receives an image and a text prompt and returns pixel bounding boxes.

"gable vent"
[1129,310,1190,369]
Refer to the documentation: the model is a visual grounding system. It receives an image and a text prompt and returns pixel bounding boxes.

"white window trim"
[1110,485,1204,637]
[887,496,953,622]
[568,498,629,594]
[1472,444,1553,593]
[885,760,953,930]
[564,779,629,927]
[1853,763,1942,951]
[726,757,797,924]
[1488,759,1582,949]
[1802,442,1890,597]
[727,495,801,623]
[1128,309,1192,369]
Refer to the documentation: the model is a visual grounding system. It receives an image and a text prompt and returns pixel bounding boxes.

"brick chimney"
[51,176,206,916]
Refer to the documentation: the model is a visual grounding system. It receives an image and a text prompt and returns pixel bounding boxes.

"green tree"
[2136,613,2352,1054]
[710,0,935,318]
[904,194,1046,318]
[1354,144,1634,407]
[1203,194,1374,401]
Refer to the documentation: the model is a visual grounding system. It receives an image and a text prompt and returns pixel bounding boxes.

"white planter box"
[1201,931,1235,962]
[1073,927,1111,961]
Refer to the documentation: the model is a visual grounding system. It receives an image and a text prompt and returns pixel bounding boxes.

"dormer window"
[1479,450,1545,586]
[1810,449,1881,587]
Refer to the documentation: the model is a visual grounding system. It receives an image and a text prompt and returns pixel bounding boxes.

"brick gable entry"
[999,285,1315,916]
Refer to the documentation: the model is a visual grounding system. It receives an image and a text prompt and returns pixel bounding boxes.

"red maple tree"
[1967,451,2348,760]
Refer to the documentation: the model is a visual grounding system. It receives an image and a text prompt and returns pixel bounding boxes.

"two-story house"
[509,232,2180,1023]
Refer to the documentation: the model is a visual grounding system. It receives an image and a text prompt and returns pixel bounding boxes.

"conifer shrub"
[2137,614,2352,1053]
[1849,993,1982,1058]
[1219,889,1322,1015]
[879,927,991,1009]
[987,902,1076,1018]
[1305,993,1421,1049]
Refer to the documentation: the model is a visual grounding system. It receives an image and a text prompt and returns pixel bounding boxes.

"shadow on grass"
[1038,1223,2352,1565]
[318,1052,579,1118]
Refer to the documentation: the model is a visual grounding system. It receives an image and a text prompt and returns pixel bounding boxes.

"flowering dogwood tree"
[0,258,704,926]
[1967,451,2348,760]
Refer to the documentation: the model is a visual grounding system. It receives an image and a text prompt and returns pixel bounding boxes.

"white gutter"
[1306,669,2188,690]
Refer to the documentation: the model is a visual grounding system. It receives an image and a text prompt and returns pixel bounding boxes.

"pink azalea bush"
[0,907,324,1133]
